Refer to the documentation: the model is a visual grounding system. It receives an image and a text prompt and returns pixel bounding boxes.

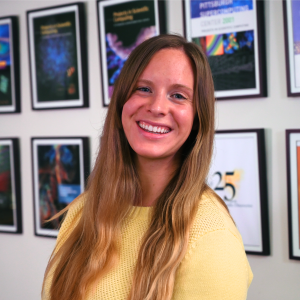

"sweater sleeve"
[42,195,85,300]
[172,229,253,300]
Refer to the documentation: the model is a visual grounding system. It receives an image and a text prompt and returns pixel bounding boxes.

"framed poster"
[0,138,22,234]
[283,0,300,97]
[97,0,166,106]
[27,3,89,110]
[32,137,90,237]
[208,129,270,255]
[0,16,20,113]
[183,0,267,100]
[286,130,300,260]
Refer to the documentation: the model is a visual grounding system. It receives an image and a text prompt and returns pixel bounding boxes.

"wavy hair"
[43,34,226,300]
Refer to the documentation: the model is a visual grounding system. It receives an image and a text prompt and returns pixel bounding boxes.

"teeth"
[138,122,170,134]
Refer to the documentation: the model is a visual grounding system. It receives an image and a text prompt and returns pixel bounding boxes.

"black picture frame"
[97,0,166,107]
[0,16,20,113]
[286,129,300,260]
[27,3,89,110]
[0,138,22,234]
[208,129,270,255]
[283,0,300,97]
[31,137,90,237]
[182,0,267,100]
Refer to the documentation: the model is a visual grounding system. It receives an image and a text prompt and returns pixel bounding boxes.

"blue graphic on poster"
[0,23,12,106]
[33,12,79,102]
[0,145,13,226]
[58,184,81,204]
[38,144,81,229]
[191,0,253,18]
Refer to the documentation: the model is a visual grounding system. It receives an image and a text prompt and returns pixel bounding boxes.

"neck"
[135,155,180,207]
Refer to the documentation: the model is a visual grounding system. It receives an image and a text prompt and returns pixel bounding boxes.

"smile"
[138,121,171,134]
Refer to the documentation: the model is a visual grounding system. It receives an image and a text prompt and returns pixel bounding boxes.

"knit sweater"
[43,193,253,300]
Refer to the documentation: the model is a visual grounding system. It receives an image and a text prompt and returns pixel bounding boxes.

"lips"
[138,121,171,134]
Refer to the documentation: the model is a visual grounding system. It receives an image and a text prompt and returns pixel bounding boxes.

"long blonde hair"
[43,34,224,300]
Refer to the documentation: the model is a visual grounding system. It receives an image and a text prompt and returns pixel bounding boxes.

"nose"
[147,91,169,116]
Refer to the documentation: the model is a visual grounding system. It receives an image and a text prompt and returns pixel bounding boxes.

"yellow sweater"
[43,193,253,300]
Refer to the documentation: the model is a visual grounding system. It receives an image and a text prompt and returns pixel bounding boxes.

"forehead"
[139,48,194,85]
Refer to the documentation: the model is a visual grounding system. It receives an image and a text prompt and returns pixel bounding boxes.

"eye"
[136,86,151,93]
[172,93,187,100]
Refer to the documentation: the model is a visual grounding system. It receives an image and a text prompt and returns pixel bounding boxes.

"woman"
[42,34,253,300]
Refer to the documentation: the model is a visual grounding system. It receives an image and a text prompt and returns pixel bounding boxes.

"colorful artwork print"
[191,0,253,18]
[193,30,255,91]
[0,145,13,226]
[33,12,79,102]
[37,144,81,229]
[103,0,157,98]
[0,23,12,106]
[206,34,224,56]
[292,0,300,87]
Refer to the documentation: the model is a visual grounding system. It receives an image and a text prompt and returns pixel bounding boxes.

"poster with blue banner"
[183,0,267,99]
[283,0,300,97]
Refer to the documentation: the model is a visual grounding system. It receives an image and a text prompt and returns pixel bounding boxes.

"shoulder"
[189,190,243,246]
[172,191,253,299]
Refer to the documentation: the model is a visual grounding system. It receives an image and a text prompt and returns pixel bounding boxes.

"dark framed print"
[283,0,300,97]
[0,138,22,234]
[97,0,166,106]
[0,16,20,113]
[32,137,89,237]
[183,0,267,100]
[286,130,300,260]
[27,3,89,110]
[208,129,270,255]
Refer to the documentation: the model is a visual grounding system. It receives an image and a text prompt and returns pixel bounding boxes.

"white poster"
[208,131,268,253]
[286,131,300,260]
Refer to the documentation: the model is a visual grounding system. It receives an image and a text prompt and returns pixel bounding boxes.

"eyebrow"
[137,79,193,93]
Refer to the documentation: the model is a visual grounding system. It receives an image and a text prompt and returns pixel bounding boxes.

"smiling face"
[121,48,195,163]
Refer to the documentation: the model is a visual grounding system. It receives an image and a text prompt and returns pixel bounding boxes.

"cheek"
[121,100,133,128]
[177,106,195,130]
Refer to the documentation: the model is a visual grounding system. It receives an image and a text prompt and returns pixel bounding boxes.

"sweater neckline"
[130,206,153,220]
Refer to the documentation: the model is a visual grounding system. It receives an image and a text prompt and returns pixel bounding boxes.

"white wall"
[0,0,299,299]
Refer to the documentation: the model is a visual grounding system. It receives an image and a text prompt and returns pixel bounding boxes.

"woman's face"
[122,48,195,162]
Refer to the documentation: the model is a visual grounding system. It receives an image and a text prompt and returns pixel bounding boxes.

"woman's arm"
[172,229,253,300]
